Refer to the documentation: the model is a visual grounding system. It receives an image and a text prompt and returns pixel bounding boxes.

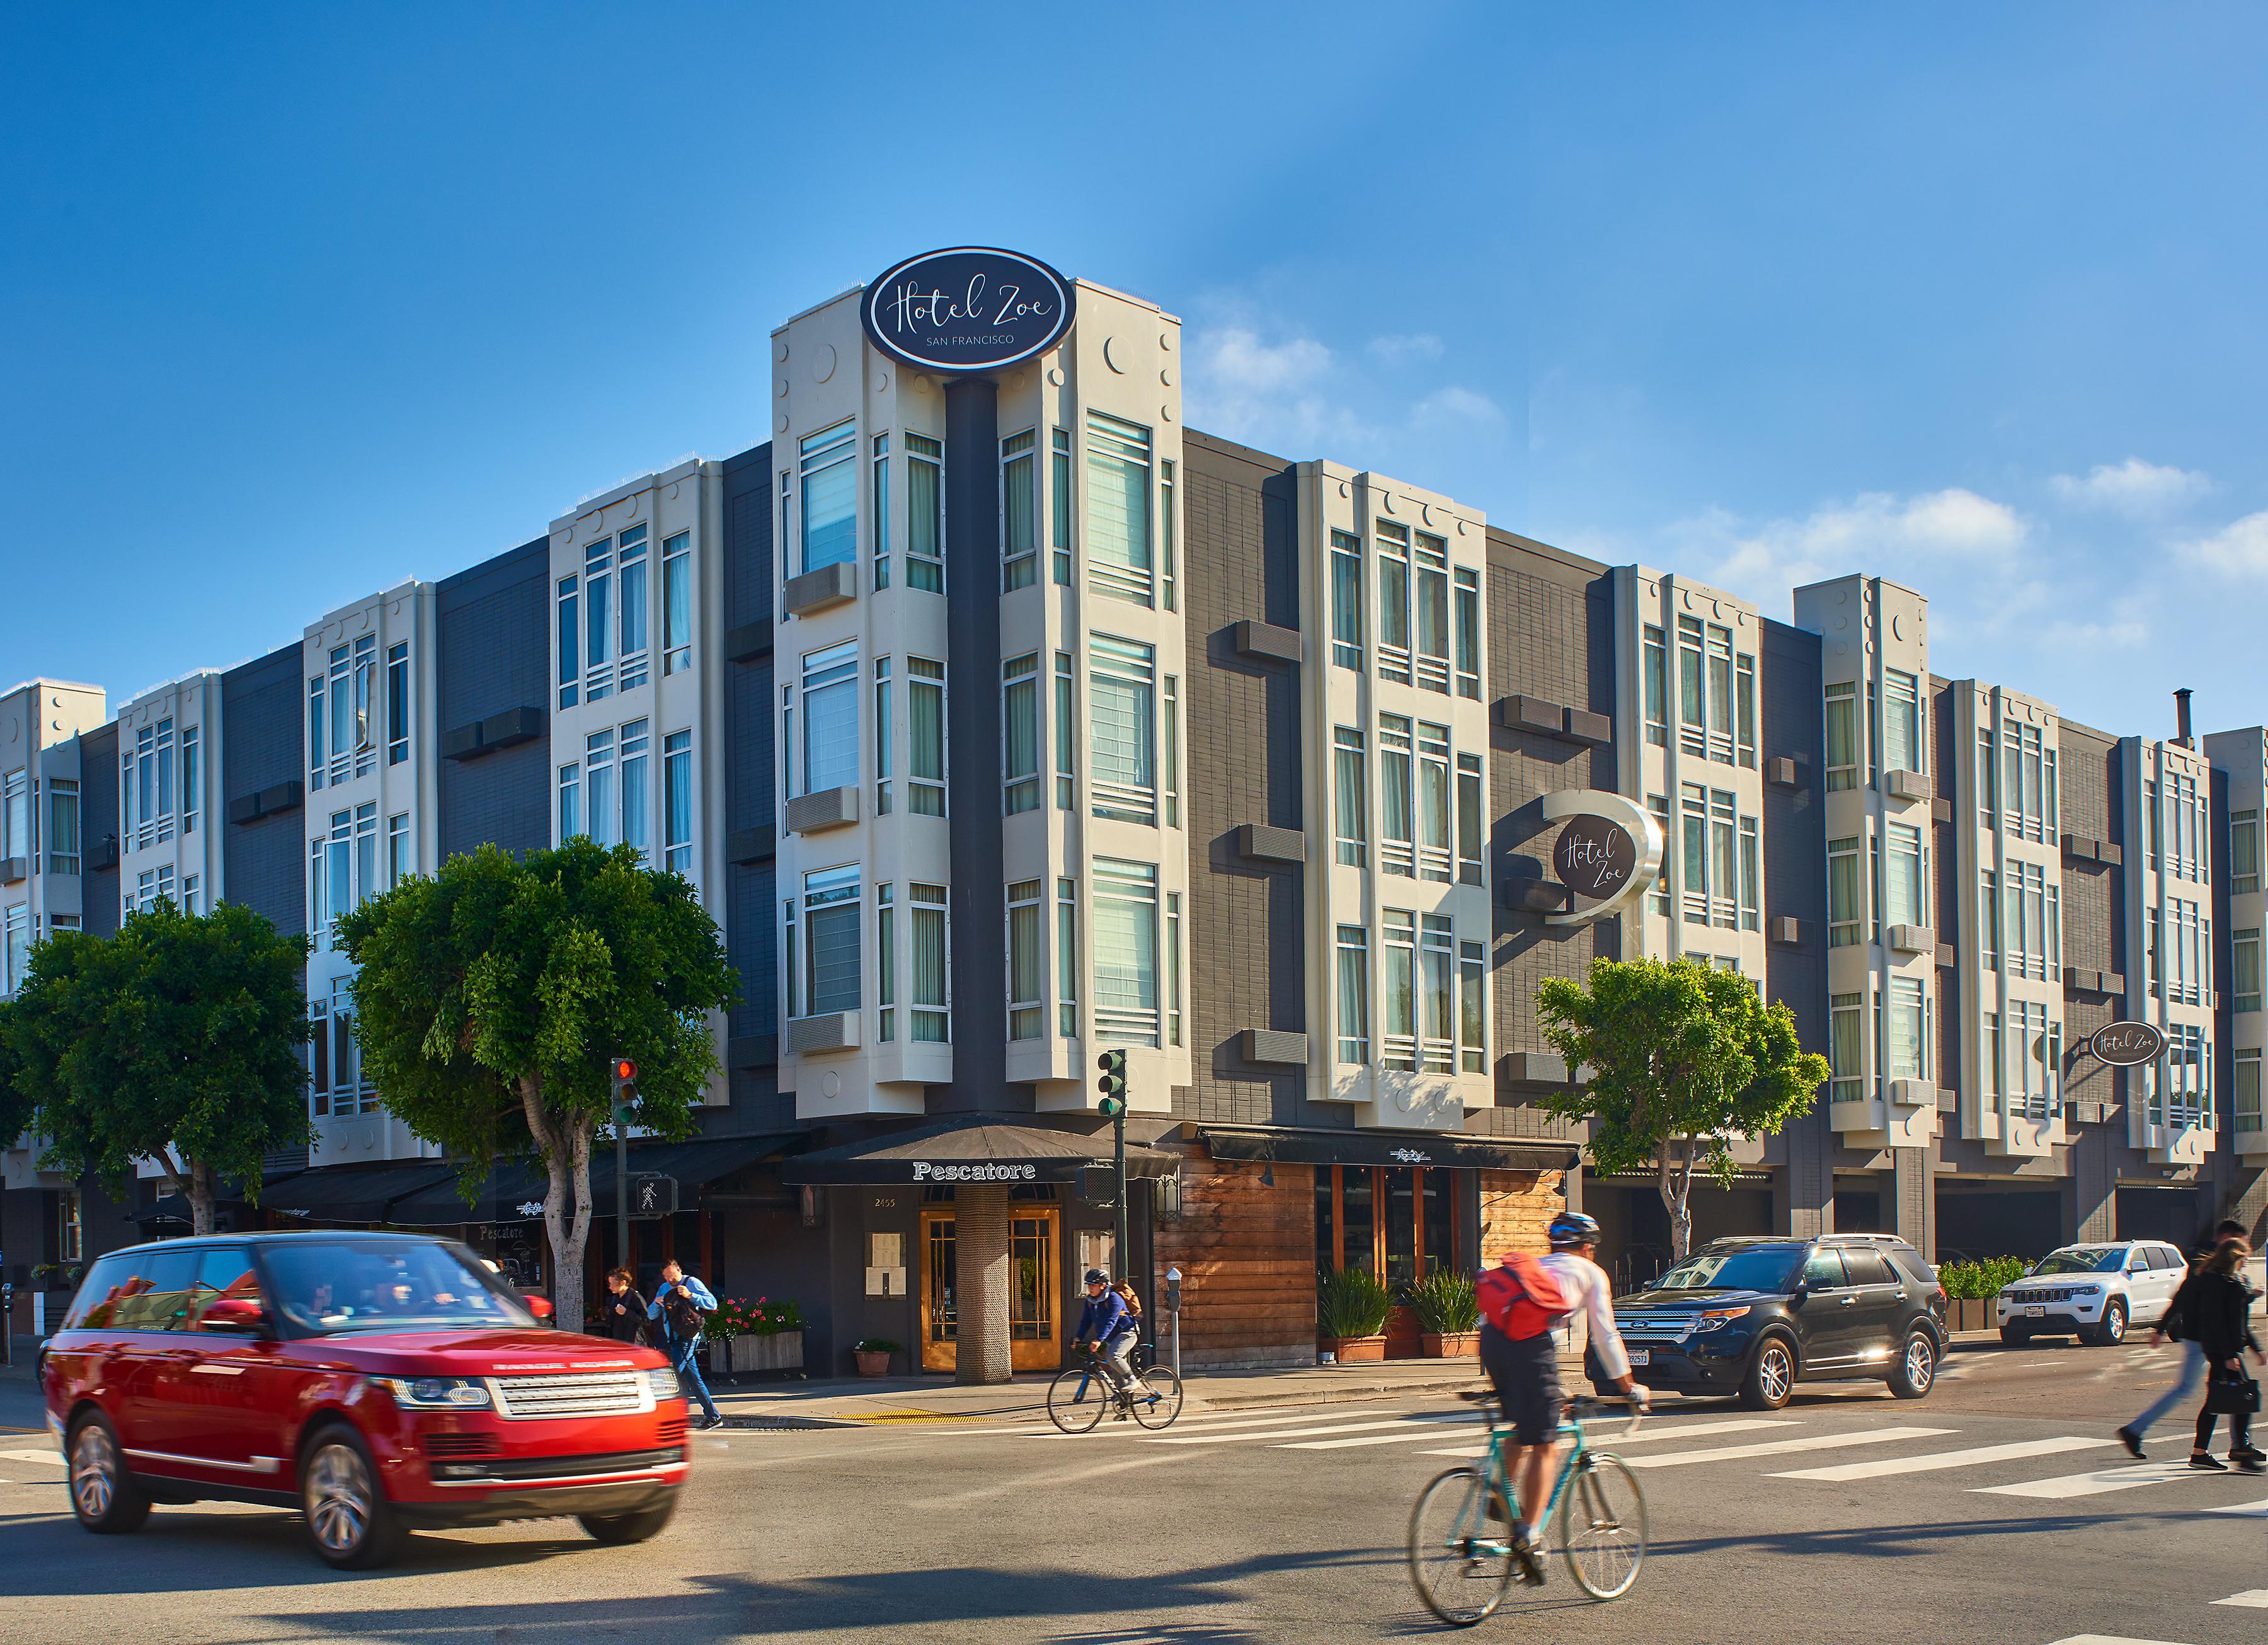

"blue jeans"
[668,1336,719,1423]
[2128,1338,2205,1438]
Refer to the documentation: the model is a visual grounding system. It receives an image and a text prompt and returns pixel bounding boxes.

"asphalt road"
[0,1340,2261,1645]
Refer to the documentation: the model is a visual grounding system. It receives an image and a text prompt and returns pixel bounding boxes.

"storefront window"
[1314,1165,1462,1293]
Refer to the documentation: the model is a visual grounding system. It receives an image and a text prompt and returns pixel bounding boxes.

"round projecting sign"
[1553,815,1637,902]
[2088,1021,2167,1067]
[860,247,1075,374]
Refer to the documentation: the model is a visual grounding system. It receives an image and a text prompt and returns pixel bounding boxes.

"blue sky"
[4,4,2265,739]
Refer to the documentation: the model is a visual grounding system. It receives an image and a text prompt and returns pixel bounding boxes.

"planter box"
[733,1331,805,1374]
[854,1350,892,1378]
[1419,1331,1480,1358]
[1318,1334,1387,1363]
[1949,1298,1992,1334]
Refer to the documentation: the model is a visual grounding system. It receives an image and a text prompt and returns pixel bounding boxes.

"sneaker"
[2188,1452,2227,1471]
[2116,1426,2146,1460]
[699,1415,728,1431]
[2237,1457,2266,1475]
[1509,1537,1547,1588]
[2232,1444,2265,1464]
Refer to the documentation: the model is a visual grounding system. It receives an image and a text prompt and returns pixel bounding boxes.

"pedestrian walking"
[599,1266,650,1346]
[2118,1244,2211,1459]
[2185,1238,2264,1473]
[646,1258,724,1430]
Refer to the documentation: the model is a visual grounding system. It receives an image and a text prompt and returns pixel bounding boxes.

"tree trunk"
[524,1077,595,1335]
[954,1183,1013,1385]
[189,1157,214,1237]
[1659,1141,1695,1263]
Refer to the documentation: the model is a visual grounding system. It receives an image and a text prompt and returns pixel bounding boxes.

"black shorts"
[1480,1322,1564,1446]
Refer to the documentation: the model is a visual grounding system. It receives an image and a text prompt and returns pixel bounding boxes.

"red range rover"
[39,1231,689,1568]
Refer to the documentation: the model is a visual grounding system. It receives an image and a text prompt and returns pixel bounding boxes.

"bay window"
[1163,677,1180,830]
[583,539,614,704]
[1886,821,1924,929]
[1642,625,1668,747]
[662,531,692,675]
[877,885,894,1041]
[331,975,372,1113]
[1736,652,1756,768]
[909,658,946,816]
[2235,927,2260,1014]
[1457,753,1484,885]
[620,719,650,857]
[1331,530,1363,670]
[802,865,861,1017]
[1085,413,1152,606]
[1377,520,1412,686]
[2236,1051,2261,1135]
[127,718,175,848]
[1161,457,1177,614]
[1093,859,1160,1048]
[616,525,649,692]
[799,641,858,796]
[1829,992,1863,1103]
[874,658,892,815]
[1089,636,1156,825]
[1334,727,1366,868]
[1002,430,1038,591]
[1414,532,1451,694]
[1882,668,1921,775]
[1379,715,1415,878]
[799,423,857,574]
[2233,808,2261,895]
[1057,878,1078,1036]
[1459,939,1486,1073]
[1167,890,1182,1048]
[872,434,891,591]
[663,730,692,875]
[1420,915,1454,1074]
[1054,653,1075,809]
[1008,880,1043,1039]
[910,882,949,1041]
[1454,566,1481,699]
[1051,428,1073,585]
[1979,869,1999,970]
[1003,655,1040,815]
[585,728,616,847]
[907,433,944,592]
[2,768,25,861]
[558,760,580,840]
[46,777,78,875]
[1382,910,1417,1072]
[1336,924,1370,1064]
[387,811,409,888]
[1886,975,1926,1085]
[1824,682,1857,790]
[1417,721,1452,882]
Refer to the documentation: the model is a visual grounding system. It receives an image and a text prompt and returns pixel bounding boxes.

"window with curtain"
[1007,880,1043,1040]
[1057,878,1079,1036]
[1457,753,1483,886]
[798,640,859,798]
[1824,682,1857,790]
[1417,721,1452,883]
[1331,531,1363,670]
[910,882,949,1041]
[45,777,78,875]
[1092,858,1160,1047]
[1453,566,1480,699]
[1085,412,1153,605]
[1886,821,1923,929]
[662,531,692,675]
[1,768,25,864]
[907,432,943,592]
[909,658,946,816]
[1882,669,1921,774]
[876,884,894,1042]
[1458,939,1485,1073]
[873,658,891,815]
[1642,625,1668,747]
[1002,654,1040,815]
[1414,532,1450,693]
[617,525,650,691]
[1334,727,1366,868]
[1380,714,1414,878]
[1887,976,1925,1084]
[2236,928,2262,1014]
[1088,635,1156,824]
[2233,808,2262,894]
[799,423,857,573]
[1001,430,1037,590]
[1420,915,1455,1074]
[663,730,692,875]
[1050,428,1073,585]
[1382,910,1417,1072]
[2236,1050,2262,1135]
[871,433,891,591]
[1830,992,1862,1102]
[1377,520,1411,685]
[1336,925,1370,1064]
[1054,653,1075,809]
[803,865,861,1017]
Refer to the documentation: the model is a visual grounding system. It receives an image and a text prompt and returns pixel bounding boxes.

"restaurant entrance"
[919,1202,1063,1373]
[1315,1164,1464,1357]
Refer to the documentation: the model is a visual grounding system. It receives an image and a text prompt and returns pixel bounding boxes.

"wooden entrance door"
[919,1205,1063,1373]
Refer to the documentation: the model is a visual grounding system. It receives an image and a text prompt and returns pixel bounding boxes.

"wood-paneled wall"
[1478,1169,1564,1263]
[1154,1155,1317,1369]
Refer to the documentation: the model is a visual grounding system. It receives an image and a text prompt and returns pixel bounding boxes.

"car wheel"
[1998,1326,2028,1348]
[1738,1336,1797,1410]
[300,1425,405,1570]
[578,1497,679,1545]
[1888,1331,1936,1399]
[2084,1298,2128,1348]
[67,1414,150,1534]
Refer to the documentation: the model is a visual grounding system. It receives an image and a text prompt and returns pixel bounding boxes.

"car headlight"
[644,1367,682,1402]
[1691,1306,1751,1332]
[2075,1285,2102,1297]
[378,1376,493,1409]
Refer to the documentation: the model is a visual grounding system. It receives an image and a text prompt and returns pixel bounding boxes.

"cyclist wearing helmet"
[1072,1268,1143,1411]
[1482,1210,1647,1579]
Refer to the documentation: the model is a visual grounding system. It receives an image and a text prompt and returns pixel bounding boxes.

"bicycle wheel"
[1046,1365,1106,1433]
[1130,1366,1184,1429]
[1559,1452,1647,1600]
[1407,1467,1515,1627]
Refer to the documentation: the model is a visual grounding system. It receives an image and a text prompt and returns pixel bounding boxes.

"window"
[1,767,25,861]
[45,777,78,875]
[2008,1000,2052,1120]
[1093,858,1160,1047]
[1414,532,1451,694]
[332,974,372,1114]
[1996,719,2052,843]
[556,575,580,709]
[1882,668,1921,775]
[181,723,200,832]
[558,760,580,840]
[910,882,949,1041]
[386,642,410,765]
[57,1189,81,1263]
[1886,822,1924,929]
[907,432,944,592]
[2146,905,2160,997]
[2143,780,2156,869]
[1380,714,1415,878]
[2162,896,2208,1006]
[2005,861,2049,980]
[1057,878,1078,1037]
[127,718,176,848]
[802,865,861,1017]
[1736,652,1756,769]
[1162,677,1181,830]
[1331,728,1367,868]
[1331,531,1364,670]
[1054,653,1075,810]
[308,995,329,1114]
[1376,520,1412,686]
[2162,1022,2209,1128]
[1981,1011,2002,1099]
[1648,795,1671,914]
[2234,809,2262,895]
[1003,655,1040,815]
[311,804,378,945]
[2160,768,2204,881]
[1167,890,1183,1048]
[874,658,892,815]
[2237,1050,2262,1135]
[1453,566,1481,699]
[877,884,894,1041]
[663,731,692,875]
[585,728,616,846]
[1,903,26,997]
[1459,939,1486,1074]
[1007,880,1043,1039]
[799,641,858,798]
[871,433,891,591]
[1887,976,1925,1084]
[662,531,692,675]
[1681,785,1751,928]
[1739,817,1760,932]
[799,422,857,573]
[1457,753,1484,886]
[1417,721,1452,883]
[2238,928,2262,1014]
[1979,869,2000,970]
[1336,925,1370,1063]
[1050,427,1073,585]
[386,811,409,888]
[620,719,650,857]
[1160,457,1177,614]
[1642,625,1668,747]
[1382,910,1417,1072]
[1420,915,1454,1074]
[909,658,946,816]
[1707,624,1734,762]
[1001,430,1038,591]
[582,540,614,704]
[782,898,796,1019]
[1085,412,1154,606]
[1089,636,1157,824]
[1824,682,1857,791]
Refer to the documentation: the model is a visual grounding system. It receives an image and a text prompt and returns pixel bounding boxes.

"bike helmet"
[1084,1268,1111,1286]
[1547,1211,1603,1249]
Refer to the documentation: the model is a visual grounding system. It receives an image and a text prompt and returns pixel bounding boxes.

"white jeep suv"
[1995,1240,2187,1346]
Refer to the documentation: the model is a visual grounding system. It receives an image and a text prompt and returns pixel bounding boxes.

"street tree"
[0,1000,33,1154]
[338,839,735,1333]
[1535,956,1829,1262]
[1,900,314,1235]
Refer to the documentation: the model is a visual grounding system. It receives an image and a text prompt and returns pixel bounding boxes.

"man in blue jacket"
[1072,1268,1141,1414]
[646,1259,724,1430]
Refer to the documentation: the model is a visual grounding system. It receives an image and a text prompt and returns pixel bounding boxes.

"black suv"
[1608,1235,1947,1409]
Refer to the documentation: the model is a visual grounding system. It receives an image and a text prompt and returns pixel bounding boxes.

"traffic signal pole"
[1113,1100,1128,1285]
[610,1058,638,1304]
[1097,1050,1130,1281]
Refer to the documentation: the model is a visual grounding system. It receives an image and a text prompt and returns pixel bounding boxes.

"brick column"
[954,1183,1013,1385]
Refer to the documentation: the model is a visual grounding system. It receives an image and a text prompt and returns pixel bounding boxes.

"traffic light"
[1096,1048,1127,1116]
[610,1055,638,1120]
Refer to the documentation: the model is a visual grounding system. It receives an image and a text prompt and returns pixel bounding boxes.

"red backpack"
[1478,1253,1574,1341]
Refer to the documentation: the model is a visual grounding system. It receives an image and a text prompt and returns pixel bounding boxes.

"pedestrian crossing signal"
[1097,1048,1128,1113]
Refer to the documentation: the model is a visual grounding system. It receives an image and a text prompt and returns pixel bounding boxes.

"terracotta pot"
[1419,1331,1480,1358]
[854,1350,891,1377]
[1318,1334,1387,1363]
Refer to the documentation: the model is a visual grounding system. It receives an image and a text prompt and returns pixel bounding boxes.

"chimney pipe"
[2175,687,2194,748]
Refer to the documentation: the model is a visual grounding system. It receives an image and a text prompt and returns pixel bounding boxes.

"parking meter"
[1166,1267,1182,1380]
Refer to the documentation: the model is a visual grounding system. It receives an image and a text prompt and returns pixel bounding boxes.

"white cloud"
[1193,327,1331,398]
[1692,488,2029,616]
[1368,333,1444,366]
[2042,612,2150,652]
[2049,458,2211,515]
[1411,386,1508,431]
[2182,509,2268,580]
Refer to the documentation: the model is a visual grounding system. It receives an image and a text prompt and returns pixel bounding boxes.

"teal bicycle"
[1406,1390,1649,1626]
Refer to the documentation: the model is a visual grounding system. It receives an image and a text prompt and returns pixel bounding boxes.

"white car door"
[2116,1248,2153,1319]
[2146,1245,2185,1321]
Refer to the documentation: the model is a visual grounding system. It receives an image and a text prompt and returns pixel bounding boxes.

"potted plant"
[731,1296,807,1376]
[1409,1270,1482,1357]
[1316,1267,1394,1363]
[705,1298,742,1380]
[1938,1256,2027,1335]
[852,1338,900,1378]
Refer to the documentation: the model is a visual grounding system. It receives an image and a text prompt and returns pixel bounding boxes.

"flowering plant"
[710,1295,805,1338]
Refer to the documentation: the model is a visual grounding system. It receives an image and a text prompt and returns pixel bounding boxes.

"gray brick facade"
[220,642,309,938]
[436,537,551,863]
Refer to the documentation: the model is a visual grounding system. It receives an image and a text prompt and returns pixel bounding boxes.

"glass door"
[920,1209,956,1372]
[919,1205,1063,1372]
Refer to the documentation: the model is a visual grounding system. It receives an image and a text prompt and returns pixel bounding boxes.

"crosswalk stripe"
[1770,1436,2112,1482]
[1625,1426,1956,1470]
[2045,1636,2197,1644]
[1145,1417,1429,1447]
[2204,1496,2268,1515]
[1411,1417,1797,1460]
[1974,1460,2217,1499]
[0,1449,64,1467]
[1276,1423,1450,1450]
[2213,1590,2268,1607]
[999,1407,1387,1440]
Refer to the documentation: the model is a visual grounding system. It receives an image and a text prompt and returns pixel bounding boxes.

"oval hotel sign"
[2090,1021,2167,1067]
[1552,815,1637,902]
[861,247,1075,374]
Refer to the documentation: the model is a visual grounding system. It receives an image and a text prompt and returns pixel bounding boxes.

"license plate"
[2024,1306,2046,1318]
[1627,1349,1650,1366]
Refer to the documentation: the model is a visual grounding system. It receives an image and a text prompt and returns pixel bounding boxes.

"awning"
[246,1159,463,1223]
[782,1117,1179,1186]
[382,1134,798,1226]
[1197,1125,1578,1173]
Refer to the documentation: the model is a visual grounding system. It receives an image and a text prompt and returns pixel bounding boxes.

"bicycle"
[1046,1341,1184,1433]
[1406,1390,1649,1626]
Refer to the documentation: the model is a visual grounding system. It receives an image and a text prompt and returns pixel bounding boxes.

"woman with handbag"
[2188,1237,2265,1473]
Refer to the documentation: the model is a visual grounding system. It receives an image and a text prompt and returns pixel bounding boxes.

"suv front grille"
[491,1372,651,1420]
[2007,1287,2086,1304]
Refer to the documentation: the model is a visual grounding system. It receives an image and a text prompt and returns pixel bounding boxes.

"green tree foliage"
[338,839,736,1333]
[1,900,313,1235]
[1535,957,1830,1261]
[0,1002,33,1152]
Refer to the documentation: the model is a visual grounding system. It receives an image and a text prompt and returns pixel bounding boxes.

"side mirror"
[525,1295,556,1324]
[201,1297,269,1333]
